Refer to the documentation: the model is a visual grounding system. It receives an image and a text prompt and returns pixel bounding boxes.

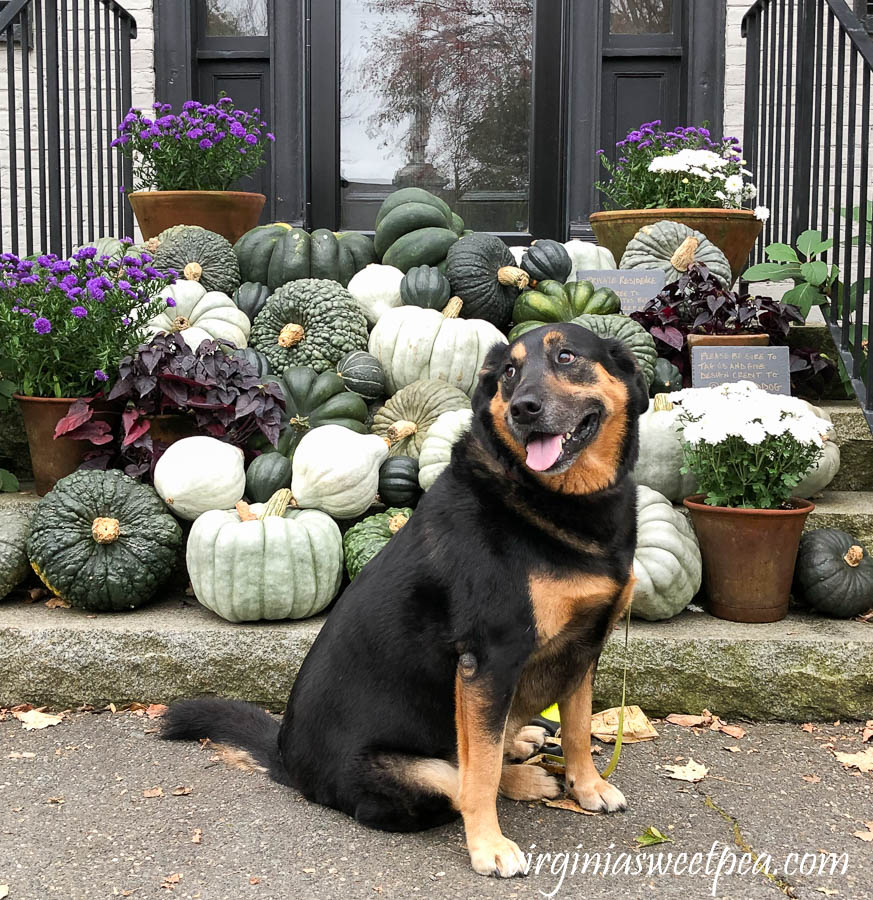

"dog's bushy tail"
[161,698,292,786]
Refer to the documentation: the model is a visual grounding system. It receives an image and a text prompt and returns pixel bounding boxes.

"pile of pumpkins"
[2,193,870,625]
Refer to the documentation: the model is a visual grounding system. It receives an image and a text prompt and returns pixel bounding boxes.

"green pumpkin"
[26,470,183,612]
[511,280,621,336]
[371,379,471,459]
[651,357,682,394]
[152,225,241,295]
[232,346,272,378]
[233,223,376,290]
[445,232,528,329]
[187,489,343,622]
[336,350,385,401]
[343,506,413,580]
[570,314,658,386]
[246,453,293,503]
[793,530,873,618]
[250,278,369,374]
[378,456,421,507]
[0,507,32,601]
[520,240,572,284]
[233,281,271,322]
[400,264,452,310]
[375,187,453,229]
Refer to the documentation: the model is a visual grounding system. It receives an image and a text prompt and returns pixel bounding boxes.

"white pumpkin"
[794,401,841,497]
[563,239,617,280]
[291,425,389,518]
[418,408,473,490]
[634,395,698,502]
[153,436,245,520]
[187,491,342,623]
[347,263,405,327]
[146,280,251,350]
[508,246,527,265]
[632,485,702,621]
[368,299,507,398]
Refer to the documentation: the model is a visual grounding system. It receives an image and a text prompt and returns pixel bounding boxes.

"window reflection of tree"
[356,0,533,206]
[206,0,268,37]
[610,0,672,35]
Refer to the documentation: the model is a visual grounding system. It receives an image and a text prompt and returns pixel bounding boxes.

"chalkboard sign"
[575,269,666,314]
[690,345,791,395]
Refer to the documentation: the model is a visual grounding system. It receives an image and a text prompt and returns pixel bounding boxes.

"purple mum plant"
[0,244,175,398]
[112,94,276,192]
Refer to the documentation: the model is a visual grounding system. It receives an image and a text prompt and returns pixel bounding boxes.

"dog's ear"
[603,338,650,416]
[472,340,509,415]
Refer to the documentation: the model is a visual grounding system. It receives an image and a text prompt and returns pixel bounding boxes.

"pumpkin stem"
[171,315,191,332]
[669,236,699,272]
[144,237,161,253]
[91,516,120,544]
[278,323,305,348]
[387,420,418,443]
[653,393,674,412]
[261,488,293,519]
[183,261,203,282]
[388,513,409,534]
[844,545,864,567]
[235,500,258,522]
[497,265,530,289]
[442,296,463,318]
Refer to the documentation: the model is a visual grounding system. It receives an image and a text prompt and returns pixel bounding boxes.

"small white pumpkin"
[632,485,702,621]
[634,394,698,502]
[368,298,507,398]
[146,280,251,350]
[153,436,246,520]
[291,425,389,518]
[563,239,617,279]
[508,246,527,265]
[794,401,841,497]
[187,490,343,623]
[418,408,473,490]
[347,263,405,327]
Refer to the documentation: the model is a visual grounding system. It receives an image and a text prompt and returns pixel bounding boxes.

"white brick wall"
[725,0,748,144]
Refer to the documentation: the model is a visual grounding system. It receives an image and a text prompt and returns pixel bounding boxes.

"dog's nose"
[510,393,543,424]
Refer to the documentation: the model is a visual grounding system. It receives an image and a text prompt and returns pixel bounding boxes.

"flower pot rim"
[590,207,760,220]
[128,189,267,200]
[683,494,815,515]
[14,393,83,403]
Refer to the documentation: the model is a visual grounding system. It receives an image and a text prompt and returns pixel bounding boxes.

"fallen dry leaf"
[801,723,816,733]
[28,587,49,601]
[146,704,168,719]
[718,724,746,740]
[803,774,822,783]
[8,751,36,759]
[45,596,71,609]
[161,873,181,891]
[590,705,658,743]
[862,721,873,743]
[814,889,840,897]
[0,884,8,899]
[663,758,709,783]
[47,796,64,804]
[665,713,708,728]
[544,796,598,815]
[249,877,261,885]
[853,830,873,842]
[724,746,741,753]
[142,787,164,799]
[13,708,63,730]
[191,828,202,844]
[834,748,873,774]
[171,786,192,796]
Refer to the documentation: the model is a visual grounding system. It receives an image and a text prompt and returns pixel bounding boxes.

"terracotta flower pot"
[683,494,814,623]
[14,395,119,496]
[589,208,763,286]
[686,333,770,349]
[129,190,265,245]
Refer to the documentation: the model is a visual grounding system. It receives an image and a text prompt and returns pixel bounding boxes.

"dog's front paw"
[569,777,627,813]
[506,725,548,761]
[469,835,528,878]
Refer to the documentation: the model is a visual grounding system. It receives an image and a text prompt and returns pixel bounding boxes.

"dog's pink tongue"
[525,433,563,471]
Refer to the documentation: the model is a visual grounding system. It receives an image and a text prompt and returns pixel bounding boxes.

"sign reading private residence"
[690,346,792,395]
[575,269,666,314]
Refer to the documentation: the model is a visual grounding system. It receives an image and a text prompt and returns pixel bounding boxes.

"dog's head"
[472,323,649,494]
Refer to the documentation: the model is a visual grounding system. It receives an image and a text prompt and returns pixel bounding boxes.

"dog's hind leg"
[503,724,549,761]
[499,763,561,801]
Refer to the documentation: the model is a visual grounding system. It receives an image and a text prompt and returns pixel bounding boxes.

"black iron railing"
[743,0,873,431]
[0,0,136,258]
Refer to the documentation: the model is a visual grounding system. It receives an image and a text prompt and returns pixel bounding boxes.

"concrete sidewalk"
[1,712,871,899]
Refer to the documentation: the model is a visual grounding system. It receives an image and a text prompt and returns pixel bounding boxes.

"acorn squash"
[650,357,682,394]
[245,453,293,503]
[250,278,368,374]
[233,281,271,323]
[794,529,873,618]
[400,264,452,310]
[336,350,385,401]
[520,240,572,284]
[152,225,241,295]
[26,470,182,611]
[378,456,422,507]
[343,507,413,580]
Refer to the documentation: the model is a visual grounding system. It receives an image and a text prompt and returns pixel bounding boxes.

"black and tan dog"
[163,322,649,878]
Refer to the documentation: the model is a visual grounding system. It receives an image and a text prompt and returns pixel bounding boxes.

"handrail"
[0,0,136,35]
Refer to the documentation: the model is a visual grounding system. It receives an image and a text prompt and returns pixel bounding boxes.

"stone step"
[804,490,873,548]
[820,401,873,492]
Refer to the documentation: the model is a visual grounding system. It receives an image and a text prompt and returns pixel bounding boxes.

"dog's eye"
[504,364,516,379]
[557,350,575,364]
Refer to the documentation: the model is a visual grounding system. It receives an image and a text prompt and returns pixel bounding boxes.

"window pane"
[205,0,268,37]
[610,0,673,35]
[340,0,533,232]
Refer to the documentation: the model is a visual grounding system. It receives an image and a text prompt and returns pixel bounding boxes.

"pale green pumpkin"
[187,489,343,623]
